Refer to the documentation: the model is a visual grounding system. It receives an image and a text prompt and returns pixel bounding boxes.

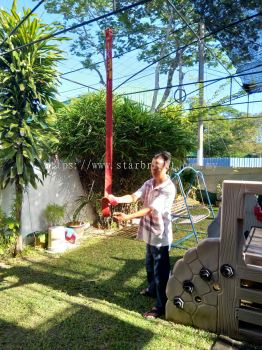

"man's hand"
[113,212,128,221]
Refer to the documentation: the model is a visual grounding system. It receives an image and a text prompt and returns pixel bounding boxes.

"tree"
[187,104,262,157]
[40,0,231,111]
[229,114,262,157]
[192,0,262,65]
[0,1,66,253]
[55,91,194,196]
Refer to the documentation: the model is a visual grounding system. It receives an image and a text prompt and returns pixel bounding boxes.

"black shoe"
[143,307,163,319]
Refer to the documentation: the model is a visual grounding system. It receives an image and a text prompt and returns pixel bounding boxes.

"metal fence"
[187,157,262,168]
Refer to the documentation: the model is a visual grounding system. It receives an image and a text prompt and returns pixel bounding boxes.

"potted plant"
[44,203,66,251]
[65,196,91,238]
[27,231,48,249]
[44,203,65,227]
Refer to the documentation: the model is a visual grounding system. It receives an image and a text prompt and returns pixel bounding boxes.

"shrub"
[0,207,19,255]
[195,190,217,205]
[56,92,194,197]
[44,203,65,227]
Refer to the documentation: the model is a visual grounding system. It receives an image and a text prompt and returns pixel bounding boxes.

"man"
[109,151,176,319]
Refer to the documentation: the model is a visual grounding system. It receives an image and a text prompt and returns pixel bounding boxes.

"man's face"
[151,157,168,178]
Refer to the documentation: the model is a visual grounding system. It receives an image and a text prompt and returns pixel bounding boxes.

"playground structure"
[171,166,215,248]
[166,180,262,344]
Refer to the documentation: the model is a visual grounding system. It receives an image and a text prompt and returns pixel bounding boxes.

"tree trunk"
[94,67,106,86]
[156,52,180,111]
[150,7,174,112]
[178,50,185,104]
[14,181,23,256]
[83,26,106,86]
[150,63,161,112]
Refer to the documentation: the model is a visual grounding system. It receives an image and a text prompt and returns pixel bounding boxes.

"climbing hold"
[173,297,184,309]
[220,264,234,278]
[183,280,194,294]
[199,267,212,281]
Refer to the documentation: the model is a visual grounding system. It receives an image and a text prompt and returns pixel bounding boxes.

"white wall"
[200,167,262,192]
[0,185,14,214]
[0,164,95,237]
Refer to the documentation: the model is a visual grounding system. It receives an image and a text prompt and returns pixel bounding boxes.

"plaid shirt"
[133,176,176,247]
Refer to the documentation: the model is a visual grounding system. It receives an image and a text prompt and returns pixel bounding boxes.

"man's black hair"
[153,151,171,167]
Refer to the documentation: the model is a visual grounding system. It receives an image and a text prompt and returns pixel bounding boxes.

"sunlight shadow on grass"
[0,305,155,349]
[0,235,215,349]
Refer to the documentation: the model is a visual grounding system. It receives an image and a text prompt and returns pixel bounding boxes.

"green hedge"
[56,92,195,194]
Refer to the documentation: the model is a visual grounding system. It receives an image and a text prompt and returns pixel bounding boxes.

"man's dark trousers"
[145,244,170,314]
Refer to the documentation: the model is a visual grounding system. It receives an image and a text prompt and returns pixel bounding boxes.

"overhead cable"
[60,77,100,91]
[113,11,262,91]
[61,36,162,76]
[166,0,242,88]
[189,115,262,123]
[61,68,260,102]
[161,99,262,115]
[0,0,153,57]
[60,25,188,76]
[119,69,262,96]
[164,78,227,109]
[0,0,46,50]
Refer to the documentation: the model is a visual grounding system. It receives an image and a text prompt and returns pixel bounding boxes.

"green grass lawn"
[171,207,218,249]
[0,215,260,350]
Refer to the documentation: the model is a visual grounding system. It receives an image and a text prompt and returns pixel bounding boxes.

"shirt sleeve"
[133,181,147,201]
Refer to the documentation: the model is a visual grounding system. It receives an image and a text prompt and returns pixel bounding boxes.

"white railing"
[187,157,262,168]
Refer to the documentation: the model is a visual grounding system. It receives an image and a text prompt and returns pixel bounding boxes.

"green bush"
[44,203,65,226]
[195,190,217,205]
[56,92,195,196]
[0,207,19,255]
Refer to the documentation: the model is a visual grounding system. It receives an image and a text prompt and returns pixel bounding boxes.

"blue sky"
[1,0,262,115]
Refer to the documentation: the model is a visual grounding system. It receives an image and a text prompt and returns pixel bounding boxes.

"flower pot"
[48,226,66,252]
[66,221,86,238]
[35,233,48,249]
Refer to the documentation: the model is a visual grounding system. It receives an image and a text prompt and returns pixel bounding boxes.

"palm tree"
[0,0,66,253]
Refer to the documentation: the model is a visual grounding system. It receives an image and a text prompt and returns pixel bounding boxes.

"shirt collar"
[150,175,171,190]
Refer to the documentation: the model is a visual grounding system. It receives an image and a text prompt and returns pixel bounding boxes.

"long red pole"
[105,28,113,196]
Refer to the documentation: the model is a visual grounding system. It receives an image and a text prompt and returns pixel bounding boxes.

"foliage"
[229,116,262,156]
[187,103,261,157]
[195,190,217,205]
[0,205,20,256]
[26,230,48,249]
[216,183,222,201]
[72,196,91,222]
[55,91,195,197]
[40,0,232,111]
[177,167,197,195]
[0,1,65,190]
[0,1,67,251]
[70,179,95,223]
[192,0,261,65]
[73,195,93,223]
[44,203,65,226]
